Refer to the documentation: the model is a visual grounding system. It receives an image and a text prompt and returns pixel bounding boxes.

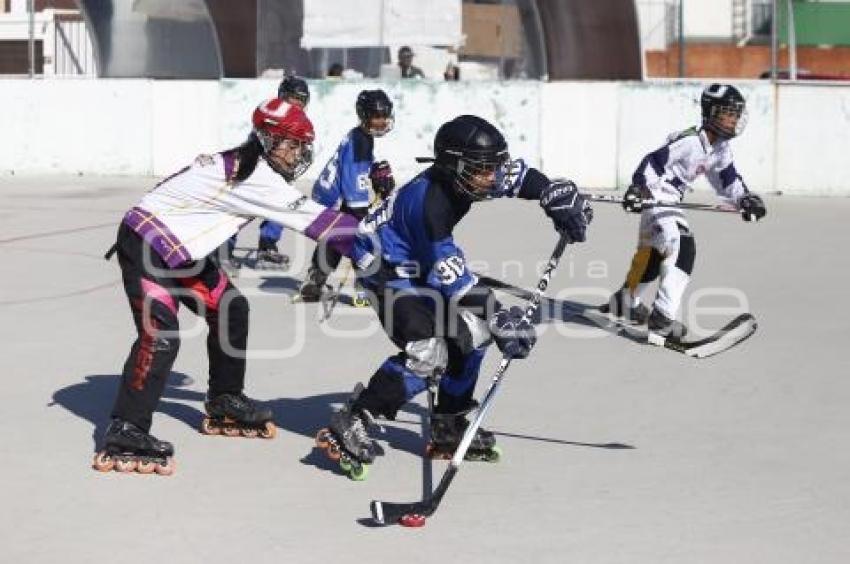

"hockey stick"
[370,232,571,526]
[587,193,740,214]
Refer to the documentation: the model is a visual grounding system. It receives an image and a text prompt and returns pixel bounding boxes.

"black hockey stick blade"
[580,310,757,359]
[673,313,757,358]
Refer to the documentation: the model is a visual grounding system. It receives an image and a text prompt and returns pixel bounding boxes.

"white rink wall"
[2,78,849,195]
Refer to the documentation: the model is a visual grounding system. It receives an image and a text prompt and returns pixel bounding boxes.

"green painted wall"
[778,1,850,46]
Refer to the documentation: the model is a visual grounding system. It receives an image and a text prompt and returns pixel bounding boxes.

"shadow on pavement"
[48,372,202,452]
[49,374,430,459]
[257,275,302,294]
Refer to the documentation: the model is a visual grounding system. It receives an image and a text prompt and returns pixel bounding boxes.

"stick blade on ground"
[370,499,433,526]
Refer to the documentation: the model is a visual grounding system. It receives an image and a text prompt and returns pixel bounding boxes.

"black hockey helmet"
[278,75,310,108]
[700,83,747,139]
[356,89,394,136]
[432,115,512,201]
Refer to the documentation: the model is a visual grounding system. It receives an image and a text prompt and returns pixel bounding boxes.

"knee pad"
[404,337,448,378]
[649,216,690,258]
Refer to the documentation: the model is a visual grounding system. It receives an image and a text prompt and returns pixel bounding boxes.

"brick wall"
[647,44,850,79]
[35,0,78,10]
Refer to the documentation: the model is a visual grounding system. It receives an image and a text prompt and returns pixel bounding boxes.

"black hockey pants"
[111,224,249,431]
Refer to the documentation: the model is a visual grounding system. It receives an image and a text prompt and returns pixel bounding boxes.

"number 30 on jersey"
[435,255,466,285]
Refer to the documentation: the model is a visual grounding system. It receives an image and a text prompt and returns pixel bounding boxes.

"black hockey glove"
[738,193,766,222]
[539,180,593,243]
[622,184,646,213]
[490,306,537,360]
[370,160,396,200]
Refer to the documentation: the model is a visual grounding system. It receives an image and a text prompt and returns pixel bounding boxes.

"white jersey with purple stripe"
[127,151,358,267]
[632,127,749,206]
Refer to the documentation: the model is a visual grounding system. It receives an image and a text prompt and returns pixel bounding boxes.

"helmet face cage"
[356,91,395,137]
[255,128,313,183]
[258,134,313,182]
[702,85,748,138]
[252,99,315,182]
[450,149,512,201]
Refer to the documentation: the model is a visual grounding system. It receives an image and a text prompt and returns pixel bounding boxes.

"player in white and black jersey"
[601,84,767,343]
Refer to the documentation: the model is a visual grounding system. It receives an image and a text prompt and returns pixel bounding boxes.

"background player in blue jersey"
[313,115,594,479]
[298,89,395,305]
[226,76,311,269]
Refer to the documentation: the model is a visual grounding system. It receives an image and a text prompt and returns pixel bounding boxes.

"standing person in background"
[327,63,344,78]
[444,63,460,81]
[298,89,396,307]
[398,46,424,79]
[226,76,311,270]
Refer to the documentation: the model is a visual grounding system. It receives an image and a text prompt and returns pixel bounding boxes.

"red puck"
[399,513,426,527]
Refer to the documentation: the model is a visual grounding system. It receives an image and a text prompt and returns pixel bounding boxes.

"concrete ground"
[1,176,848,563]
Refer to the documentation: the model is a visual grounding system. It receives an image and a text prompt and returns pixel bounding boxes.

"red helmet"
[252,98,314,144]
[252,98,315,181]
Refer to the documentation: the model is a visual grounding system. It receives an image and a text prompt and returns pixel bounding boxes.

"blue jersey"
[355,170,477,299]
[312,127,373,210]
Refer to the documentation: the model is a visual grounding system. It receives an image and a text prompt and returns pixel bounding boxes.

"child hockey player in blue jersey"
[601,83,767,345]
[314,115,594,479]
[298,89,396,306]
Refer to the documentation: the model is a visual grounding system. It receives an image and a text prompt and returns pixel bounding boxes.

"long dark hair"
[226,133,264,183]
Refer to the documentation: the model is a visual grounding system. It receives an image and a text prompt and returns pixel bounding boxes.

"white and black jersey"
[632,127,749,206]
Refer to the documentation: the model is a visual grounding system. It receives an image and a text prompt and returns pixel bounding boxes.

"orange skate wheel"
[222,425,241,437]
[92,451,115,472]
[241,428,259,439]
[136,459,157,474]
[114,458,138,473]
[259,421,277,439]
[200,418,221,436]
[155,458,175,476]
[315,428,330,448]
[326,443,342,461]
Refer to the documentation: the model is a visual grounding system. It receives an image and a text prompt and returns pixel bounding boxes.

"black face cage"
[360,108,394,137]
[706,101,748,138]
[258,131,313,182]
[451,150,512,200]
